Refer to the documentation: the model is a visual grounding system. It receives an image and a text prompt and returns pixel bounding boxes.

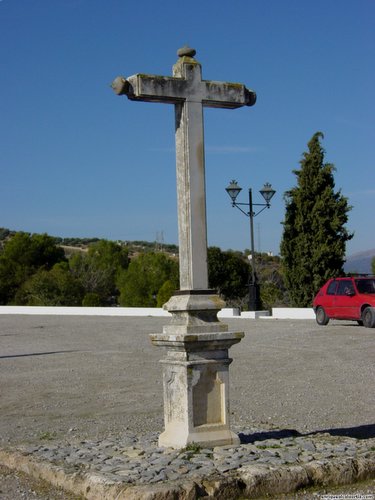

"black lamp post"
[225,180,276,311]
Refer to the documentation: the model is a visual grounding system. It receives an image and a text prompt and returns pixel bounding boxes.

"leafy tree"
[69,240,129,305]
[372,257,375,275]
[256,254,287,309]
[117,252,179,307]
[260,282,285,310]
[16,262,83,306]
[156,280,176,307]
[207,247,250,302]
[88,240,129,269]
[0,258,18,304]
[82,292,103,307]
[1,232,65,269]
[0,227,11,243]
[0,232,66,304]
[280,132,353,307]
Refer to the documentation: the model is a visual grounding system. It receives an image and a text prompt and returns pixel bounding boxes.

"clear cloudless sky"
[1,0,374,257]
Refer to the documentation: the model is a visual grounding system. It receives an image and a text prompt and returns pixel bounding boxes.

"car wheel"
[316,306,329,325]
[362,307,375,328]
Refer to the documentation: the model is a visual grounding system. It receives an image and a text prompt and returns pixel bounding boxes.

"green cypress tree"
[280,132,353,307]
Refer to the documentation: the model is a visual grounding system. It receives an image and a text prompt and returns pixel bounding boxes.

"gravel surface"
[0,464,82,499]
[0,314,374,498]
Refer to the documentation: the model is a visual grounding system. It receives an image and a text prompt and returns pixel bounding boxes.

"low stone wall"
[271,308,315,319]
[0,306,171,317]
[0,306,315,319]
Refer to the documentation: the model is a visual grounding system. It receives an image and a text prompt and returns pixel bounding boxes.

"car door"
[333,279,357,319]
[324,279,338,317]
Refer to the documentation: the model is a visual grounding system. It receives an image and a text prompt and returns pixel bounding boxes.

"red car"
[313,276,375,328]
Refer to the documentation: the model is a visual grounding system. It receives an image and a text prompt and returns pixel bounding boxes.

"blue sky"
[1,0,374,257]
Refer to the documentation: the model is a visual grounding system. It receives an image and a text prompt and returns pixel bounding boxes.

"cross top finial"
[177,46,196,58]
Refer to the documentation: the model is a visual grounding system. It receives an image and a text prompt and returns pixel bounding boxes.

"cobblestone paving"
[13,427,375,487]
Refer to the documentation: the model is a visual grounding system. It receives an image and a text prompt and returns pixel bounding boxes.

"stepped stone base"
[150,292,244,449]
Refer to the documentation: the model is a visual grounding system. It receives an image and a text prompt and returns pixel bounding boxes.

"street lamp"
[225,180,276,311]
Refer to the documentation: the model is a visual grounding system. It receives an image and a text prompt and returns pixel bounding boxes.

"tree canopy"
[69,240,129,305]
[16,262,84,306]
[0,229,287,309]
[117,252,179,307]
[280,132,353,307]
[207,247,250,302]
[0,232,66,304]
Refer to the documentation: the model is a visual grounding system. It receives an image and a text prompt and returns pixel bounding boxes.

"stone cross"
[112,46,256,291]
[112,47,255,448]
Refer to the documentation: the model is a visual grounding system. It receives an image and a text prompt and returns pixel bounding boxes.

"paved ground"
[0,314,374,498]
[0,462,374,500]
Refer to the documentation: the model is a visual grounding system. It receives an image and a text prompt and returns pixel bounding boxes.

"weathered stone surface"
[150,329,243,448]
[161,293,227,334]
[112,48,255,291]
[113,47,251,450]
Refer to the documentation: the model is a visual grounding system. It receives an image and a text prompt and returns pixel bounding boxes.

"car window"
[355,279,375,294]
[327,281,337,295]
[337,280,355,295]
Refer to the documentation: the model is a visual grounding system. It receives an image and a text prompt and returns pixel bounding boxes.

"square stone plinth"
[150,331,243,448]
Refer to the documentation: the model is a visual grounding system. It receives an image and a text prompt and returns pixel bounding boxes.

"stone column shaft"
[175,100,208,290]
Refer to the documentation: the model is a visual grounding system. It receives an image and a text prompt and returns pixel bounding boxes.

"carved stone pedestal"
[150,292,244,449]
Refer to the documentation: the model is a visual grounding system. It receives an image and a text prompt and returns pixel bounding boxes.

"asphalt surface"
[1,314,374,448]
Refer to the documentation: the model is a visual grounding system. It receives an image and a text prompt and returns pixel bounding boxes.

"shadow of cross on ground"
[239,423,375,443]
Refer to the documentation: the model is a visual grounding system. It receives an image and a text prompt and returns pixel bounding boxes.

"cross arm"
[111,74,187,104]
[111,75,256,107]
[202,80,256,108]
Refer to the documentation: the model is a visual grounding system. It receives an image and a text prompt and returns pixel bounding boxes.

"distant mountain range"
[344,249,375,274]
